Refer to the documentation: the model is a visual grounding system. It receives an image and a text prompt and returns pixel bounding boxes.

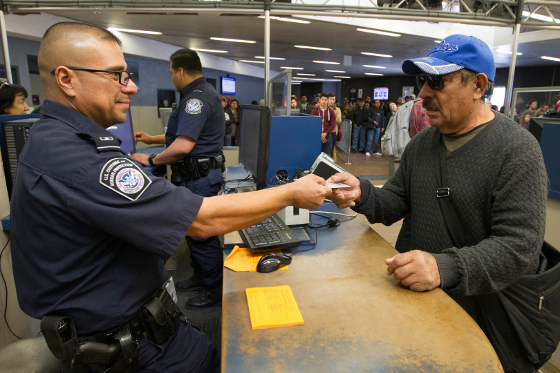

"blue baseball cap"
[402,34,496,82]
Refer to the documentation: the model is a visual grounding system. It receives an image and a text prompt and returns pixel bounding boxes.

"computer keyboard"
[239,214,302,251]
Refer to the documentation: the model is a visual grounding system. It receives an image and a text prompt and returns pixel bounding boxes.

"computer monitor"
[238,105,271,190]
[528,117,560,144]
[159,107,173,134]
[106,109,136,154]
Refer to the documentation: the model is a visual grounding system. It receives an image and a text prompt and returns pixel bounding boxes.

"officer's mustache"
[423,98,439,112]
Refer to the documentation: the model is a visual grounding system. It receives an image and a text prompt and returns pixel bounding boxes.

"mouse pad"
[224,246,288,272]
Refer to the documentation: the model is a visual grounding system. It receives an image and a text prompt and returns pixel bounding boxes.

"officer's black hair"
[170,49,203,75]
[43,22,122,47]
[0,84,28,115]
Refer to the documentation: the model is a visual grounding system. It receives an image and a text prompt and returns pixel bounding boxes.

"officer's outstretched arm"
[187,175,332,238]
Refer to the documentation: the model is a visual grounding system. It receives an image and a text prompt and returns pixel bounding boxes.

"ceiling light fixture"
[434,40,442,43]
[363,65,386,69]
[313,60,340,65]
[334,76,351,79]
[326,70,346,73]
[522,10,560,23]
[255,56,286,60]
[365,73,384,76]
[541,56,560,62]
[297,73,315,76]
[496,49,523,56]
[211,37,256,43]
[361,52,393,58]
[281,66,304,70]
[258,15,280,20]
[239,60,265,64]
[190,48,228,53]
[295,45,332,51]
[108,27,162,35]
[357,28,401,37]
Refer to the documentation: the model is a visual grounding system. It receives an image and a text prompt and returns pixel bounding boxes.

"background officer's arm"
[134,132,165,145]
[187,174,331,238]
[132,136,194,165]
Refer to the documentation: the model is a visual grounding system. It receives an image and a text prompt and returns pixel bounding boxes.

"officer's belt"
[170,154,224,183]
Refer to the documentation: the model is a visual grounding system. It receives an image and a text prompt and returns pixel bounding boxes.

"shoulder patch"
[99,158,152,201]
[186,98,203,114]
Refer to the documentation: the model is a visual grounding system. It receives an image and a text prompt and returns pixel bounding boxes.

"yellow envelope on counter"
[224,245,288,272]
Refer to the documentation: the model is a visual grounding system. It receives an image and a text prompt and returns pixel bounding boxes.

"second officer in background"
[132,49,225,309]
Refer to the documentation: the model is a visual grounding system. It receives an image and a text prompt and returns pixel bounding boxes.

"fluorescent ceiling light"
[363,65,386,69]
[190,48,228,53]
[365,73,384,76]
[108,27,162,35]
[292,81,302,84]
[281,66,304,70]
[313,60,340,65]
[297,73,315,76]
[541,56,560,62]
[496,50,523,56]
[255,56,286,60]
[211,37,256,43]
[334,76,351,79]
[357,28,401,37]
[434,40,442,43]
[326,70,345,73]
[294,77,310,80]
[295,45,332,51]
[239,60,265,64]
[361,52,393,58]
[522,11,560,23]
[258,15,280,20]
[310,78,325,81]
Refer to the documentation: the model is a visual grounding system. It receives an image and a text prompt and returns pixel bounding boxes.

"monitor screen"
[106,109,136,154]
[222,76,236,95]
[374,87,389,101]
[238,105,271,190]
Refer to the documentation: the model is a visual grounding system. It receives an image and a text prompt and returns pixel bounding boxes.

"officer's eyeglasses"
[50,67,134,86]
[416,74,447,91]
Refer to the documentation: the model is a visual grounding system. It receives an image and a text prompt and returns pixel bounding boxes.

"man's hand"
[288,174,331,210]
[354,124,358,129]
[385,251,441,292]
[325,172,361,208]
[381,128,385,132]
[131,153,150,166]
[321,132,327,143]
[135,131,154,144]
[374,121,378,125]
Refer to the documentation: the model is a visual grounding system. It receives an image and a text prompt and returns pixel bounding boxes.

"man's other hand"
[288,174,331,210]
[131,153,149,166]
[135,131,156,145]
[385,251,441,291]
[325,172,361,208]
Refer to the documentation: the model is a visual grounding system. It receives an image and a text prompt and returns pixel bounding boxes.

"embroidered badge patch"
[99,158,152,201]
[186,98,203,114]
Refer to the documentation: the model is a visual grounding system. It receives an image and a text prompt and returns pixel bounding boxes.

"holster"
[172,152,225,183]
[140,287,181,345]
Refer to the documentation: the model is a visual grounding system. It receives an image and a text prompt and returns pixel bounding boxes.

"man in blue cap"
[328,35,549,372]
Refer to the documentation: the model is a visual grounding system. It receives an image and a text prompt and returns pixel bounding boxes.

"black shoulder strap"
[434,133,469,249]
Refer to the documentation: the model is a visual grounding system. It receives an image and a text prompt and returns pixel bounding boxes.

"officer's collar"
[40,100,120,137]
[180,76,206,96]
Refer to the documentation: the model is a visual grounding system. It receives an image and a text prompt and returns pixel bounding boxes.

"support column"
[504,0,524,119]
[0,8,13,84]
[264,0,270,106]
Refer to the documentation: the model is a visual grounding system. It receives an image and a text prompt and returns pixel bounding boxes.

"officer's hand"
[134,131,154,145]
[385,251,441,292]
[288,174,331,210]
[131,153,150,166]
[325,172,361,208]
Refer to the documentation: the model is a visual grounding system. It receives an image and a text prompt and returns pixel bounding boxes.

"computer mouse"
[256,253,292,273]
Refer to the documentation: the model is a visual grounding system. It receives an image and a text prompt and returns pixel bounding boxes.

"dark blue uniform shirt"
[11,100,203,335]
[165,77,224,158]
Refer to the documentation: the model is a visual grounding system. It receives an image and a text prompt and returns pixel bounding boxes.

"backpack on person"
[380,100,414,158]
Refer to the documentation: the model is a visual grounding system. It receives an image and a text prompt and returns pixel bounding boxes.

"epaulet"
[77,132,124,154]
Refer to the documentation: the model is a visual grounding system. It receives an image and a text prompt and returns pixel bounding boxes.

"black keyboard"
[239,214,302,250]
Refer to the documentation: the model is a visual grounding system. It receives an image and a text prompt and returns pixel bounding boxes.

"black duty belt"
[170,153,225,184]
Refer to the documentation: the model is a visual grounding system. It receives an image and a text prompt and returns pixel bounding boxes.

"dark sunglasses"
[50,67,134,86]
[416,74,447,91]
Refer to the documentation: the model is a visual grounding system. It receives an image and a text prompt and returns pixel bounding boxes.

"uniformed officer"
[133,49,226,309]
[11,22,330,373]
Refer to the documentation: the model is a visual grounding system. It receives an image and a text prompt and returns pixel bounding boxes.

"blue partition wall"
[266,114,322,181]
[540,121,560,200]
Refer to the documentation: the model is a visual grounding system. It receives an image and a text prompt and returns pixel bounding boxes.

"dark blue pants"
[137,322,220,373]
[182,171,223,289]
[366,127,381,153]
[321,132,336,157]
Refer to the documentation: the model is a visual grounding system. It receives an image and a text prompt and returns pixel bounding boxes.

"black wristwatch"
[148,154,157,167]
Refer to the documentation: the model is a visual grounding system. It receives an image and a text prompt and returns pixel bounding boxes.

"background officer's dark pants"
[182,175,223,289]
[137,322,220,372]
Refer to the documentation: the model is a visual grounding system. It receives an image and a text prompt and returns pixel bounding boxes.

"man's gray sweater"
[352,112,549,321]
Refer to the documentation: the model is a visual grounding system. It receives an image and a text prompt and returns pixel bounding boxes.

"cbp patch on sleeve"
[185,98,203,114]
[99,158,152,201]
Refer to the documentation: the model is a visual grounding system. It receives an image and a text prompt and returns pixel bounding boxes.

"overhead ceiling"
[16,8,560,80]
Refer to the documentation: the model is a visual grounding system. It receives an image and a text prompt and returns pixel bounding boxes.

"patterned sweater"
[352,112,549,320]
